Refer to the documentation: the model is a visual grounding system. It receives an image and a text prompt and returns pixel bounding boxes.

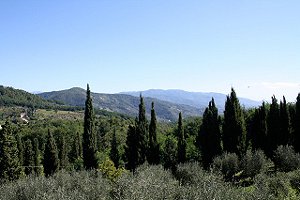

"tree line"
[1,85,300,180]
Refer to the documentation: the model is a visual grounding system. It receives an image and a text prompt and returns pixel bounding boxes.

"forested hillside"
[1,85,300,199]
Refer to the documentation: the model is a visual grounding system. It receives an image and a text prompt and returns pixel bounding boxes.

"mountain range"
[38,87,261,121]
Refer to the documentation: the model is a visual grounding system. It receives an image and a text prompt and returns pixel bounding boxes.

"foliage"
[240,149,269,179]
[43,130,59,176]
[98,158,127,182]
[294,93,300,152]
[24,139,34,175]
[273,145,300,172]
[147,102,160,164]
[125,124,138,172]
[223,88,247,155]
[82,84,98,169]
[110,129,120,168]
[212,152,240,181]
[177,112,186,163]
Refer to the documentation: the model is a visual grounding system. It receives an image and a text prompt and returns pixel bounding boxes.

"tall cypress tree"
[294,94,300,152]
[198,98,221,168]
[43,129,59,176]
[223,88,247,155]
[59,135,69,170]
[0,121,23,180]
[279,96,290,145]
[110,128,120,168]
[24,139,34,175]
[33,138,43,175]
[136,94,148,165]
[148,102,160,164]
[177,112,186,163]
[83,84,98,169]
[267,95,281,155]
[125,123,139,172]
[251,102,268,151]
[16,133,24,167]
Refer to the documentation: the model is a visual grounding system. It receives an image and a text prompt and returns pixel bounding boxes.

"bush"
[212,152,239,181]
[273,145,300,172]
[240,149,269,179]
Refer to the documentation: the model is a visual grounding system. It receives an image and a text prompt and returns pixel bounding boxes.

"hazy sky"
[1,0,300,102]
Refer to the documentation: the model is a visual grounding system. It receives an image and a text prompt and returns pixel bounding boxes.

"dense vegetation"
[1,85,300,199]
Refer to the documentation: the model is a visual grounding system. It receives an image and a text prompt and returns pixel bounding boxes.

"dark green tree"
[83,84,98,169]
[222,88,247,155]
[125,124,139,172]
[198,98,221,168]
[43,129,59,176]
[251,102,268,151]
[177,112,186,163]
[163,137,177,172]
[148,102,160,164]
[70,132,82,162]
[0,121,23,180]
[267,95,281,155]
[59,135,69,170]
[16,133,24,166]
[33,138,43,175]
[294,94,300,152]
[110,128,120,168]
[24,139,34,175]
[136,94,148,165]
[279,96,290,145]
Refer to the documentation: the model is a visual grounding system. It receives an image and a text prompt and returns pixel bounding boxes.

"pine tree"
[125,124,138,172]
[33,138,43,175]
[24,139,34,175]
[267,95,281,155]
[177,112,186,163]
[251,102,268,151]
[279,96,290,145]
[110,128,120,168]
[198,98,221,168]
[148,102,160,164]
[16,133,24,166]
[294,94,300,152]
[83,84,98,169]
[43,129,59,176]
[0,121,23,180]
[136,94,148,165]
[223,88,247,155]
[59,135,69,170]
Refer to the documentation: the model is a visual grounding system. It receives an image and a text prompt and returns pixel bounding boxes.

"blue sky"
[1,0,300,102]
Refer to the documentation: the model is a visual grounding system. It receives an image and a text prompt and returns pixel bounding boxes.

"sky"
[1,0,300,102]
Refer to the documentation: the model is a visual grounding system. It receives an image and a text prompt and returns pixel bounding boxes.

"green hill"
[38,87,201,121]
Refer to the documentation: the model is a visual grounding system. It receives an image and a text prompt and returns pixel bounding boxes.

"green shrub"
[273,145,300,172]
[240,149,269,179]
[212,152,239,181]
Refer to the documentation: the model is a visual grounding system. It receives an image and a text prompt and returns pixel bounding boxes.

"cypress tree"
[295,94,300,152]
[163,137,177,172]
[267,95,281,155]
[43,129,59,176]
[136,94,148,165]
[24,139,34,175]
[0,121,23,180]
[59,135,69,170]
[177,112,186,163]
[33,138,43,175]
[198,98,221,168]
[223,88,247,155]
[110,128,120,168]
[70,132,82,162]
[279,96,290,145]
[148,102,160,164]
[125,123,139,172]
[16,133,24,166]
[83,84,98,169]
[251,102,268,151]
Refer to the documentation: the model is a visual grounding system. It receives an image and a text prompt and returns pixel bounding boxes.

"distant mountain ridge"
[121,89,261,112]
[38,87,202,121]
